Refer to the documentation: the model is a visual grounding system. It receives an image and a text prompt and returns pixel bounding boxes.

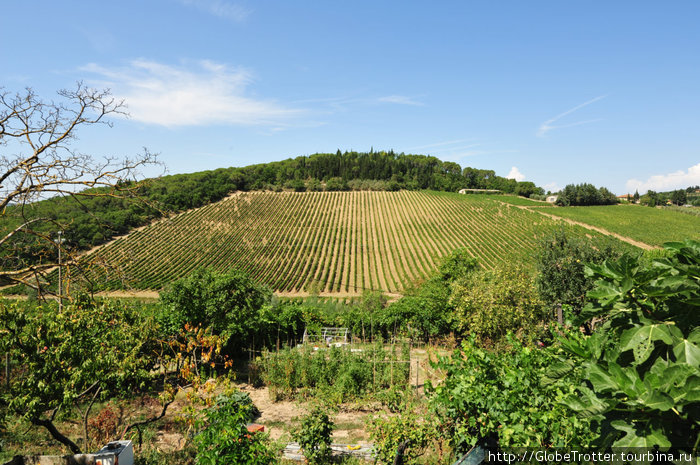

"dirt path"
[95,289,161,299]
[503,202,659,251]
[241,385,371,442]
[86,289,403,302]
[275,290,403,302]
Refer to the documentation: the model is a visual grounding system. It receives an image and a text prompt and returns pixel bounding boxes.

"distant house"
[617,194,632,202]
[546,195,558,203]
[458,188,501,194]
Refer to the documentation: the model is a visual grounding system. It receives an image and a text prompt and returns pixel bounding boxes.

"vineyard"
[536,204,700,246]
[83,191,621,294]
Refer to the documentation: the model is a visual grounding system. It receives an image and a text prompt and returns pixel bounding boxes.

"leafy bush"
[159,268,272,352]
[438,248,479,281]
[428,335,596,453]
[555,239,700,451]
[194,394,275,465]
[292,405,335,464]
[380,250,478,342]
[0,298,159,453]
[536,228,623,313]
[366,406,439,465]
[257,343,410,402]
[449,264,547,344]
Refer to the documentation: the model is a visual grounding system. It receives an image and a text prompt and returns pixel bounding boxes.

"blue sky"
[2,1,699,194]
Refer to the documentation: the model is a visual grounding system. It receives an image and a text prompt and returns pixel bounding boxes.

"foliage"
[483,194,550,206]
[438,248,479,281]
[0,297,159,453]
[366,406,439,465]
[554,240,700,451]
[194,394,275,465]
[638,186,699,207]
[555,183,618,206]
[671,189,688,205]
[427,335,596,454]
[514,181,543,198]
[0,295,233,454]
[292,404,335,464]
[380,279,452,341]
[379,249,478,341]
[639,190,662,207]
[449,264,547,344]
[257,343,410,402]
[159,268,272,352]
[536,228,623,313]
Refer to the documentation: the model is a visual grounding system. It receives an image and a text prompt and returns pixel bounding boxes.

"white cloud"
[544,182,561,193]
[82,60,301,127]
[377,95,423,106]
[506,166,525,182]
[537,95,606,137]
[626,163,700,194]
[178,0,250,22]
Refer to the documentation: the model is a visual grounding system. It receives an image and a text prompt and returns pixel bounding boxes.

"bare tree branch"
[0,83,162,292]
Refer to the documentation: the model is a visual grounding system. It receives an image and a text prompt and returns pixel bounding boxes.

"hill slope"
[83,191,629,295]
[536,204,700,246]
[1,150,541,277]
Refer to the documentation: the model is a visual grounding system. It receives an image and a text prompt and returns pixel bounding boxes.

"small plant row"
[255,342,411,402]
[80,191,618,293]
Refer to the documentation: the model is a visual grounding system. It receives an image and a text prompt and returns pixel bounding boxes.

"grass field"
[535,204,700,247]
[82,190,622,294]
[482,195,554,207]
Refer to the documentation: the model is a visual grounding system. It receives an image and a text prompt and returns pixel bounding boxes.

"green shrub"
[555,239,700,451]
[449,264,547,344]
[428,335,596,453]
[194,394,275,465]
[258,344,410,402]
[366,406,437,465]
[159,268,271,353]
[536,229,622,313]
[292,405,335,464]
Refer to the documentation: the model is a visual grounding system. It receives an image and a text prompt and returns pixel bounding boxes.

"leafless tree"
[0,83,161,294]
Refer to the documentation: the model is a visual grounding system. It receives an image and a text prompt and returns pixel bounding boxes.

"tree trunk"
[32,417,81,454]
[83,386,102,448]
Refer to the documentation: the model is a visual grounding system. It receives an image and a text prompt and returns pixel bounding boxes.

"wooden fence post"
[415,359,419,388]
[372,350,376,390]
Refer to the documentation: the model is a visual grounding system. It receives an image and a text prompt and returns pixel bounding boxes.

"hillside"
[537,204,700,246]
[81,191,627,295]
[0,151,542,278]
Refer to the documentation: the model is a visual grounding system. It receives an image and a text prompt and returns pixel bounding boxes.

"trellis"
[302,327,349,345]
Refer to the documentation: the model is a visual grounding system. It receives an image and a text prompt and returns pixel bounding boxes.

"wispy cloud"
[626,163,700,194]
[377,95,423,106]
[506,166,525,182]
[82,59,302,127]
[178,0,250,22]
[537,95,606,137]
[405,139,517,162]
[544,182,561,193]
[408,139,475,151]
